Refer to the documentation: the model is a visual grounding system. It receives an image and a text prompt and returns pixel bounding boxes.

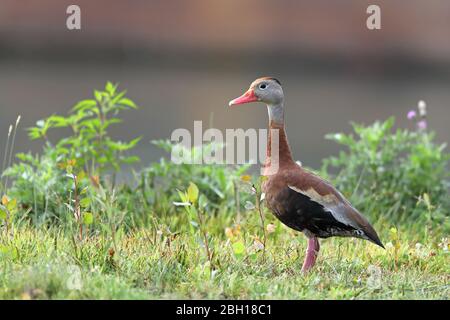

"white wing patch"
[288,185,358,229]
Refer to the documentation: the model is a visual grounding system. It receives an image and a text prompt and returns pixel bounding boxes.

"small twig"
[233,179,241,223]
[4,116,21,191]
[1,125,12,190]
[254,185,267,259]
[197,208,214,269]
[72,174,82,241]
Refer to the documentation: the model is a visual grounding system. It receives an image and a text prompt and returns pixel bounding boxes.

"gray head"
[229,77,285,123]
[229,77,284,106]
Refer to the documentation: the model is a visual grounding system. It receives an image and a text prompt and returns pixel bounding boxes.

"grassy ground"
[0,211,448,300]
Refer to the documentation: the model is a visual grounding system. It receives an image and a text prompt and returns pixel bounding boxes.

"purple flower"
[417,120,427,130]
[407,110,417,120]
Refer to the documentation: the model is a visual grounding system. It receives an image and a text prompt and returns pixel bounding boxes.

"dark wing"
[269,186,365,239]
[281,169,384,247]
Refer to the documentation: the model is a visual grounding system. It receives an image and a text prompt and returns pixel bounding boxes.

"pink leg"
[301,237,320,273]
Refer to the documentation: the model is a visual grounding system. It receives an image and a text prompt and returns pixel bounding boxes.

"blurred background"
[1,0,449,168]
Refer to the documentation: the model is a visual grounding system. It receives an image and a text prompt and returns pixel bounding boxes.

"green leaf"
[27,128,42,140]
[118,98,138,109]
[423,193,430,206]
[83,212,93,225]
[47,115,69,128]
[210,185,224,199]
[187,182,199,203]
[72,99,97,112]
[94,90,103,102]
[198,194,208,209]
[77,170,86,181]
[0,206,7,220]
[0,245,18,259]
[190,220,199,228]
[80,186,89,195]
[177,190,189,204]
[110,91,126,105]
[6,198,16,212]
[105,82,117,96]
[122,156,140,164]
[104,118,122,126]
[106,137,141,152]
[80,197,91,208]
[232,241,245,257]
[127,136,142,148]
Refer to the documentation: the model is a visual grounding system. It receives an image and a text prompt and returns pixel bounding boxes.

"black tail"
[365,230,385,249]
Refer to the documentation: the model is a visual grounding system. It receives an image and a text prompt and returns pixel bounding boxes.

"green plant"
[1,116,21,234]
[1,212,448,300]
[1,116,21,194]
[2,150,75,225]
[175,182,215,269]
[322,117,449,231]
[65,166,93,241]
[3,83,140,225]
[239,175,268,259]
[139,140,251,215]
[0,195,18,237]
[27,82,140,175]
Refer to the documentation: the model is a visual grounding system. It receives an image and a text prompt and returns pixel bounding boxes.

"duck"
[229,77,384,272]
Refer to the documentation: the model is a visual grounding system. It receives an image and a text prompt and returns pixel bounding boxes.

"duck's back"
[263,166,384,247]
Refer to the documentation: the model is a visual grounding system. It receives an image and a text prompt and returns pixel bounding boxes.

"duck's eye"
[259,83,267,90]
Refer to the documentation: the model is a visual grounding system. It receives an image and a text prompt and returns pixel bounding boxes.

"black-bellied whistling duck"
[229,77,384,272]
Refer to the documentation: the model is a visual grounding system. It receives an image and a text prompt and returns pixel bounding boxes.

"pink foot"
[301,237,320,273]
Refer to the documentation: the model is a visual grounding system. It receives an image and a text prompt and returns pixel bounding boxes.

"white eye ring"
[259,83,267,90]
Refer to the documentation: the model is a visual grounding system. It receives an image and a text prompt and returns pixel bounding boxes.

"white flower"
[438,238,448,252]
[266,223,276,234]
[260,192,266,202]
[418,100,427,116]
[252,239,265,252]
[90,265,101,273]
[414,242,428,259]
[311,276,321,285]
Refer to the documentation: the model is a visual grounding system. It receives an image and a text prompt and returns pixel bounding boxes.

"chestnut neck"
[265,103,296,173]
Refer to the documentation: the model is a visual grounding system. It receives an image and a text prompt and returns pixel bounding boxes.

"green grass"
[1,212,448,300]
